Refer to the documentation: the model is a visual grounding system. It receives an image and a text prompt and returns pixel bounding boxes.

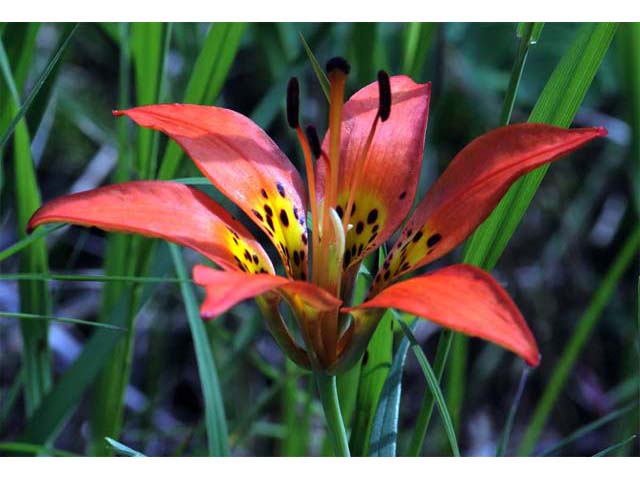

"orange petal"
[317,76,431,268]
[28,181,273,274]
[347,264,540,366]
[115,104,309,280]
[193,265,341,319]
[378,124,606,285]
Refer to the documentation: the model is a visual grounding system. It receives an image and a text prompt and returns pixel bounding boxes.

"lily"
[28,58,605,376]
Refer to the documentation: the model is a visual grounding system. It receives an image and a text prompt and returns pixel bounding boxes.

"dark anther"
[326,56,351,75]
[305,125,322,159]
[377,70,391,121]
[286,77,300,129]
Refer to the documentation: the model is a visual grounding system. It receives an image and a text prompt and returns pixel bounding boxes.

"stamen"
[294,125,320,282]
[305,125,322,159]
[324,57,350,277]
[377,70,391,121]
[342,72,392,233]
[286,77,300,129]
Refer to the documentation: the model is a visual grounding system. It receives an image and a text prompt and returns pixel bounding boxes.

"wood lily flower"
[28,58,606,374]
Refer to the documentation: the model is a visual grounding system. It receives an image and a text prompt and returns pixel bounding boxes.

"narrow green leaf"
[0,442,76,457]
[299,32,330,102]
[350,311,394,456]
[518,223,640,455]
[592,435,638,457]
[496,367,530,456]
[105,437,146,457]
[368,320,412,457]
[169,244,230,456]
[0,224,62,262]
[0,273,186,284]
[0,311,126,331]
[402,23,437,79]
[0,24,77,152]
[539,402,637,456]
[398,320,460,457]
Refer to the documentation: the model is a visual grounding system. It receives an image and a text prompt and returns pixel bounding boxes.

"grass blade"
[1,34,53,418]
[105,437,146,457]
[592,435,638,457]
[402,23,437,79]
[0,442,76,457]
[0,311,126,331]
[517,223,640,455]
[0,224,62,262]
[0,24,78,152]
[496,367,530,456]
[398,319,460,457]
[538,402,637,456]
[299,32,330,102]
[368,319,411,457]
[169,244,230,456]
[351,310,394,456]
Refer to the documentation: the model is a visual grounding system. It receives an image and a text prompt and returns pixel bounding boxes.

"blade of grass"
[350,310,394,456]
[404,329,452,456]
[0,24,78,152]
[105,437,146,457]
[538,402,637,456]
[402,23,437,79]
[158,23,246,181]
[0,366,23,430]
[398,319,460,457]
[496,367,530,456]
[299,32,330,102]
[368,319,412,457]
[0,273,185,283]
[592,434,638,456]
[0,311,126,331]
[0,442,76,457]
[518,223,640,455]
[1,34,53,418]
[169,244,229,456]
[0,224,62,262]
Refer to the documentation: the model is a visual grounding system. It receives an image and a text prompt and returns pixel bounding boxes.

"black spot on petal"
[367,209,378,224]
[427,233,442,247]
[261,188,269,199]
[356,221,364,234]
[280,209,289,227]
[264,204,273,217]
[399,191,407,200]
[277,182,286,197]
[412,231,423,243]
[336,205,344,218]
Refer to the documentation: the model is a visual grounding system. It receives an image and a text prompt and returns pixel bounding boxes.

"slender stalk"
[315,374,350,457]
[496,367,530,456]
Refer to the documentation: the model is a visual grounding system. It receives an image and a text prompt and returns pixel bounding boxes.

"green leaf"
[518,223,640,455]
[350,310,394,456]
[105,437,146,457]
[169,244,230,456]
[0,442,76,457]
[0,224,62,262]
[0,311,126,331]
[402,23,437,79]
[299,32,330,102]
[398,320,460,457]
[539,402,637,456]
[368,319,412,457]
[592,435,638,457]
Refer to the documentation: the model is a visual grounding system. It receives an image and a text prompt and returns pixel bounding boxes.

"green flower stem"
[315,373,351,457]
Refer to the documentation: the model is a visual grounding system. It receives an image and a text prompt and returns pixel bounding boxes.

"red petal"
[348,264,540,366]
[317,76,431,267]
[115,104,309,280]
[193,265,341,319]
[28,181,273,274]
[379,124,606,285]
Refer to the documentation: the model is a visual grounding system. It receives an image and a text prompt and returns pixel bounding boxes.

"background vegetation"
[0,22,638,456]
